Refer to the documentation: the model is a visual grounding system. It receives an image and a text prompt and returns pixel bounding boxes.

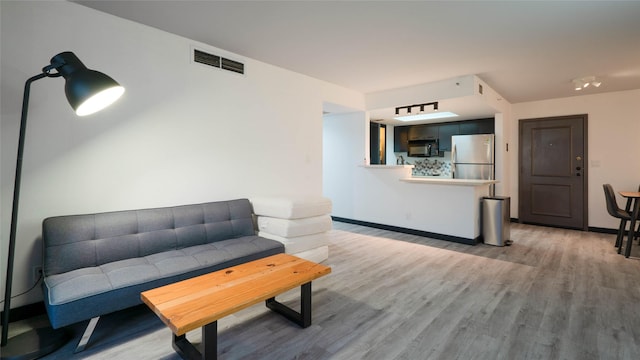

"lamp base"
[1,327,69,360]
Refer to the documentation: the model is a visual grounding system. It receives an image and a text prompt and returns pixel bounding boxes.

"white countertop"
[400,177,499,186]
[360,166,497,186]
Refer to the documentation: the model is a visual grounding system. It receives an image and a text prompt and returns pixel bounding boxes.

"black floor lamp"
[1,51,125,360]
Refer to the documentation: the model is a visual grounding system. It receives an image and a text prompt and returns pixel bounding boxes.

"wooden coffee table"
[141,253,331,360]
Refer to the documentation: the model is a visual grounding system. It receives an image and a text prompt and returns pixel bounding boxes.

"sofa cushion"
[43,235,283,328]
[44,235,280,306]
[250,196,332,219]
[257,214,332,237]
[258,231,329,255]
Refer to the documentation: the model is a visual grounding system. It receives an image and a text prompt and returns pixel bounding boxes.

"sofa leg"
[74,316,100,353]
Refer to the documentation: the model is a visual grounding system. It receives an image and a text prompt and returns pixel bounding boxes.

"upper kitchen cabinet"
[393,118,495,153]
[458,118,494,135]
[394,126,409,152]
[408,124,438,141]
[437,123,460,151]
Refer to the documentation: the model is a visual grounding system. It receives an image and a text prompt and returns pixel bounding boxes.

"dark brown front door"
[519,115,588,230]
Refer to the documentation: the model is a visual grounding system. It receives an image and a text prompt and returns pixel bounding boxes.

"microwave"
[408,140,439,157]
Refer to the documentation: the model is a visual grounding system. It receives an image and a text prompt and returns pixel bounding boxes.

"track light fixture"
[393,101,458,122]
[572,76,602,91]
[394,102,438,116]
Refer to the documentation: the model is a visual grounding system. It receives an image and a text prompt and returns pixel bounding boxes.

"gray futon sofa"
[42,198,284,351]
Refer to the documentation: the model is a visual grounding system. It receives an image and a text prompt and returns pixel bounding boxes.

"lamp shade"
[50,52,124,116]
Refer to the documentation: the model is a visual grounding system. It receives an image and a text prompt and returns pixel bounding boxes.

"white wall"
[365,75,476,109]
[493,111,511,197]
[0,1,363,308]
[322,111,367,216]
[510,89,640,228]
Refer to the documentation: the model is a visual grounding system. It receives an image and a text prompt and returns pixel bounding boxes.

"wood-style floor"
[17,222,640,359]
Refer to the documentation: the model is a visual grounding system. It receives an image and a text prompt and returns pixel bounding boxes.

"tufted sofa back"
[42,199,255,276]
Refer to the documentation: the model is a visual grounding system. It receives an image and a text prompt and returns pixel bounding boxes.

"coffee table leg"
[172,321,217,360]
[202,321,217,360]
[265,282,312,328]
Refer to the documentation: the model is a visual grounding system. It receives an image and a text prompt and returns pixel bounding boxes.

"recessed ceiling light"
[394,112,459,121]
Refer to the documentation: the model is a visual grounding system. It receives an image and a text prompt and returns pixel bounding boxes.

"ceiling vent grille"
[194,49,220,68]
[221,58,244,74]
[193,49,244,75]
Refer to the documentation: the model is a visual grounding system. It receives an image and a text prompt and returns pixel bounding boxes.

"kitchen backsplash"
[396,153,452,177]
[412,158,451,177]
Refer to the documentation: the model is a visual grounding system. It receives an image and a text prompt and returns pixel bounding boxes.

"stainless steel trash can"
[482,196,511,246]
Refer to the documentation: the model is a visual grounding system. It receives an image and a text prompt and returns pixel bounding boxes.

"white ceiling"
[73,0,640,122]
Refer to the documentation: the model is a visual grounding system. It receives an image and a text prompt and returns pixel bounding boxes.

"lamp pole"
[2,72,48,347]
[1,68,70,360]
[1,52,123,360]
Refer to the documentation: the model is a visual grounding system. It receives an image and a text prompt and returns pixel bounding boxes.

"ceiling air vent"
[221,57,244,74]
[194,49,220,68]
[193,48,244,75]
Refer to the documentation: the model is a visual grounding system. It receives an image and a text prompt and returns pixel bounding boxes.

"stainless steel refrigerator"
[451,134,495,180]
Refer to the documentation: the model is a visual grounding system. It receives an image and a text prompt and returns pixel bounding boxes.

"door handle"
[451,144,456,178]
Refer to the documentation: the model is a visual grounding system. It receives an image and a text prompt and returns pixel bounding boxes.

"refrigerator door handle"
[451,144,456,178]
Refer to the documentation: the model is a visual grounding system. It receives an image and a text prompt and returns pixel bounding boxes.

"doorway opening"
[370,122,386,165]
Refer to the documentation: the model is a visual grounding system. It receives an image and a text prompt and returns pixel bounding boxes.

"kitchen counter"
[334,165,499,244]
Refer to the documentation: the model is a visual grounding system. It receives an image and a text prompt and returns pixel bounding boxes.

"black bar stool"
[603,184,639,253]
